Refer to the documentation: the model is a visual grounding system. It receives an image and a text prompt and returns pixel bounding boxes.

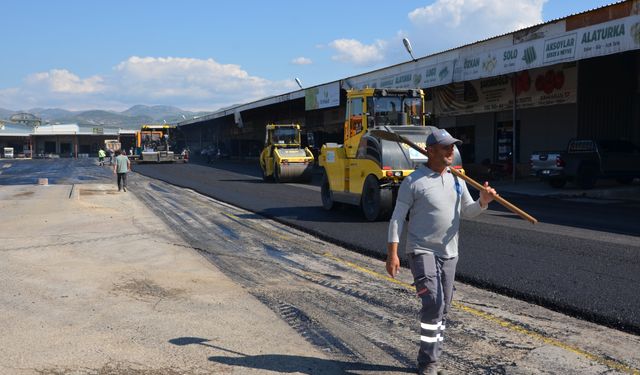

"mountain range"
[0,105,208,129]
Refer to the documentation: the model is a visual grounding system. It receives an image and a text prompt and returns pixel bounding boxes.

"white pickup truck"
[529,150,566,187]
[531,139,640,189]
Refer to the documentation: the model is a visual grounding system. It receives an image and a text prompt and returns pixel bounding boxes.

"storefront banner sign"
[449,15,639,82]
[454,16,638,80]
[455,38,547,81]
[375,71,421,89]
[346,14,639,92]
[424,60,455,86]
[305,82,340,110]
[455,55,482,81]
[350,71,414,89]
[544,33,577,63]
[455,50,521,81]
[495,39,545,74]
[434,65,577,116]
[575,16,640,60]
[350,60,455,90]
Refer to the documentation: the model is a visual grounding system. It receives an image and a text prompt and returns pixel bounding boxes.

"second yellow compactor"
[259,123,314,183]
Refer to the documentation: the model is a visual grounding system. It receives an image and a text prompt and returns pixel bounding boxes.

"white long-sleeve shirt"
[388,165,485,258]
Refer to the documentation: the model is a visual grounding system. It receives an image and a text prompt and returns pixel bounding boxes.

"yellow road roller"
[259,123,314,182]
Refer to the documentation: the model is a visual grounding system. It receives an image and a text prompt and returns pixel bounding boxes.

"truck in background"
[529,150,566,188]
[102,139,121,164]
[530,139,640,189]
[136,124,186,163]
[104,139,121,153]
[118,130,138,157]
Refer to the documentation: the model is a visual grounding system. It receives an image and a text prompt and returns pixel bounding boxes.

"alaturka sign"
[346,12,639,91]
[581,23,626,43]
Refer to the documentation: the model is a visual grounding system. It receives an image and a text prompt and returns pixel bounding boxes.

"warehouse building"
[178,1,639,178]
[0,123,121,158]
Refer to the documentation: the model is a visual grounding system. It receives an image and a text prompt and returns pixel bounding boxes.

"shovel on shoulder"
[369,129,538,224]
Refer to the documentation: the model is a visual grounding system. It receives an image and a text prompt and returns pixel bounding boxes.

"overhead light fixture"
[403,38,417,62]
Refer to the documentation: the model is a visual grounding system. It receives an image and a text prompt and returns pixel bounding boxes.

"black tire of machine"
[361,175,393,222]
[576,164,598,189]
[301,167,313,183]
[261,163,271,182]
[321,172,336,210]
[273,162,281,183]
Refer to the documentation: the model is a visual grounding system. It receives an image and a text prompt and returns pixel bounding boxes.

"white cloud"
[329,39,387,66]
[291,57,312,65]
[26,69,104,94]
[408,0,546,53]
[112,56,281,103]
[0,57,297,111]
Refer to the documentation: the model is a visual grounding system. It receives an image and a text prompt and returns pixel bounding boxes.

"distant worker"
[385,128,497,375]
[106,148,114,165]
[113,150,131,192]
[97,149,106,166]
[181,148,189,163]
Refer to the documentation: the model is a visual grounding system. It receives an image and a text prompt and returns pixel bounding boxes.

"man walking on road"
[386,128,497,375]
[113,150,131,192]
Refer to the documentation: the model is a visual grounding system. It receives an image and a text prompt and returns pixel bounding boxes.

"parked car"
[531,139,640,189]
[530,150,566,188]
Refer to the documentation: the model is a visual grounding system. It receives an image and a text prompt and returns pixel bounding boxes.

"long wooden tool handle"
[447,167,538,224]
[371,129,538,224]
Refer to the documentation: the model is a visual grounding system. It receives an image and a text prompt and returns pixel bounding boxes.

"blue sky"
[0,0,617,112]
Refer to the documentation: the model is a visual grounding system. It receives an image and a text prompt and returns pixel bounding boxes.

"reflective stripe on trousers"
[409,252,458,367]
[420,321,445,343]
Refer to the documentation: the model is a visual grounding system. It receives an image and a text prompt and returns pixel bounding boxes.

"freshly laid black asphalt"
[3,158,638,334]
[132,160,640,334]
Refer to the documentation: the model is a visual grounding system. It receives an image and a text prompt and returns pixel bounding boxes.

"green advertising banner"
[304,82,340,110]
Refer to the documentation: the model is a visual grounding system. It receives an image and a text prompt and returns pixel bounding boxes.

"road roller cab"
[260,123,315,182]
[319,88,463,221]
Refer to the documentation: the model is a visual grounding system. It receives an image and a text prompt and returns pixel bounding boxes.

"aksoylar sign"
[348,12,639,91]
[454,15,638,82]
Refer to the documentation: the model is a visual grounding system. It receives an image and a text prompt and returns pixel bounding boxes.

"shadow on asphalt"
[170,336,414,374]
[208,354,415,374]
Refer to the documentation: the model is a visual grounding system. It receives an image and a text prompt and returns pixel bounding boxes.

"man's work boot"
[417,363,437,375]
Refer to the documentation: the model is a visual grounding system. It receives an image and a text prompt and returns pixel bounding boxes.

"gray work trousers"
[117,172,128,190]
[408,252,458,368]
